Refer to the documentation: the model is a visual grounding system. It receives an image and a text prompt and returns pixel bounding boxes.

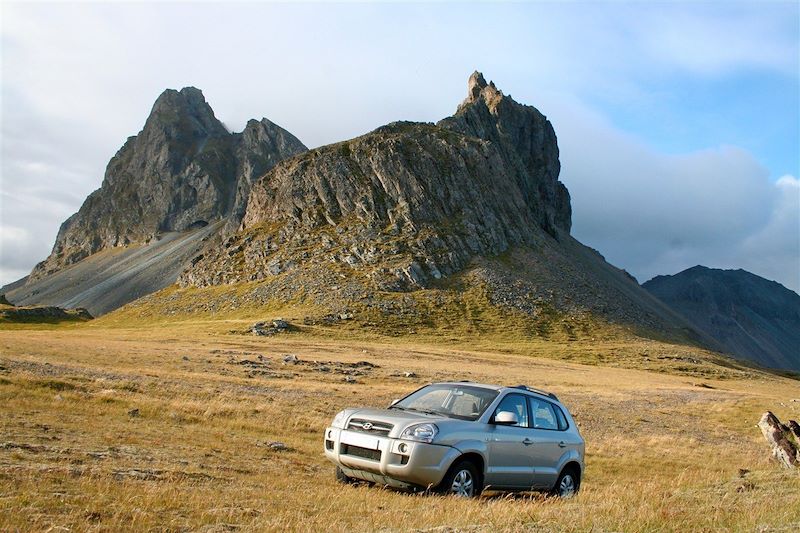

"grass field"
[1,318,799,532]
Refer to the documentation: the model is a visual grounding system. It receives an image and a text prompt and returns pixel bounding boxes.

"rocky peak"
[29,87,306,282]
[462,70,502,110]
[440,72,570,234]
[146,87,228,138]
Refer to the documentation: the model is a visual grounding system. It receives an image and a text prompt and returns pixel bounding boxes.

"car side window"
[493,394,529,428]
[529,398,559,430]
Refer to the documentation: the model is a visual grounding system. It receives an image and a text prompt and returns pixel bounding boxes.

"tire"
[437,459,482,497]
[552,466,580,498]
[335,466,357,484]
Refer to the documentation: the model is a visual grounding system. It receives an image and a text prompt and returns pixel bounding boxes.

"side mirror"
[494,411,519,426]
[390,399,400,406]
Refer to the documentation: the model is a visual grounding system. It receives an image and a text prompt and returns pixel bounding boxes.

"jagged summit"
[146,87,229,138]
[441,72,570,234]
[462,70,501,108]
[28,87,306,282]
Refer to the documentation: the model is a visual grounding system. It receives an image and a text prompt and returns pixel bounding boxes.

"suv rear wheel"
[437,459,481,497]
[553,466,580,498]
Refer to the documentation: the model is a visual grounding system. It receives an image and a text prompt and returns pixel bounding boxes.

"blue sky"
[1,1,798,291]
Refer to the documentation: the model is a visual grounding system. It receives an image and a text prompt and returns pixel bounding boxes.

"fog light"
[398,443,408,453]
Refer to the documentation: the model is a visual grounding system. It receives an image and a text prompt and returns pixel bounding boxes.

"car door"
[484,393,536,490]
[527,397,564,488]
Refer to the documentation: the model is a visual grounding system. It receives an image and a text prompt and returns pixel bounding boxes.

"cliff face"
[439,72,571,234]
[181,72,572,289]
[644,266,800,371]
[29,88,306,282]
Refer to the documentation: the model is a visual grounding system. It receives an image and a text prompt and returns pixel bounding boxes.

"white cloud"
[550,100,800,292]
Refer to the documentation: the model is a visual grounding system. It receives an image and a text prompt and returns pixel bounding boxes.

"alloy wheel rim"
[451,469,474,497]
[559,474,576,497]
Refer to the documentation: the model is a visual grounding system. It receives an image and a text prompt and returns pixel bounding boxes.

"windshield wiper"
[388,405,405,410]
[406,407,442,416]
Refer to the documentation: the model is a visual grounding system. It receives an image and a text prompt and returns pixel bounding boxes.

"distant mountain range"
[644,266,799,372]
[3,72,796,373]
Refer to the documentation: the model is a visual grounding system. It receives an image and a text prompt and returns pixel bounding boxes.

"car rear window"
[528,398,559,430]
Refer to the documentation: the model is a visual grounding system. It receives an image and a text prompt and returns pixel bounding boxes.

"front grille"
[341,444,381,462]
[347,418,394,436]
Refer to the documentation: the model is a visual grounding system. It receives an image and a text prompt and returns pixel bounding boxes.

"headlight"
[400,423,438,443]
[331,410,347,429]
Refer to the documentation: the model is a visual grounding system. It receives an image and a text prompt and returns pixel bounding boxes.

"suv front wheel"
[335,466,357,484]
[437,459,481,498]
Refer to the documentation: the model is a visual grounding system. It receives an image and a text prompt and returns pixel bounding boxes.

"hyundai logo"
[362,422,374,431]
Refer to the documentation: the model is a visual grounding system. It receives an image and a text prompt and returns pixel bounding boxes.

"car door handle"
[522,438,534,446]
[558,441,567,448]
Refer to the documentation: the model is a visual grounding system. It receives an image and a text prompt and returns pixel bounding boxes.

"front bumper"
[323,426,460,489]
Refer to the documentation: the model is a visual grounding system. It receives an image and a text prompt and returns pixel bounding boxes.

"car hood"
[343,407,449,436]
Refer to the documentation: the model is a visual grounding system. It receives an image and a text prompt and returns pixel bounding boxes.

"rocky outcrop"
[0,304,92,323]
[644,266,800,371]
[29,88,306,282]
[182,72,572,289]
[758,411,800,468]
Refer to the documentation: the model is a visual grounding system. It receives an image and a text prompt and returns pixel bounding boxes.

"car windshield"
[392,384,499,421]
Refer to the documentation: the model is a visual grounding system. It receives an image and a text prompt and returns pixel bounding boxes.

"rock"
[403,372,417,378]
[251,320,290,336]
[267,261,282,276]
[272,319,289,330]
[261,441,288,451]
[282,354,299,364]
[343,376,357,383]
[127,408,140,418]
[182,356,189,361]
[757,411,799,468]
[251,322,270,336]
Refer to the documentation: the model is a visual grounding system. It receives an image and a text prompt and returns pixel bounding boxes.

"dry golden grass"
[1,320,798,532]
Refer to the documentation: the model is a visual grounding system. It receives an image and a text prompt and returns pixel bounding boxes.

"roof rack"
[511,385,559,401]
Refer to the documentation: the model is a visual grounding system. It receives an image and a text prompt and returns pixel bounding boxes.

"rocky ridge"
[29,88,306,282]
[180,72,571,290]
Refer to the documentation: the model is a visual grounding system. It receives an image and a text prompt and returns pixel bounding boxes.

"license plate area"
[340,430,381,450]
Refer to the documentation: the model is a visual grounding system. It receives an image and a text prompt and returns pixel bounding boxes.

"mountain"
[4,87,305,315]
[173,72,712,347]
[28,87,306,282]
[6,72,729,356]
[644,266,800,372]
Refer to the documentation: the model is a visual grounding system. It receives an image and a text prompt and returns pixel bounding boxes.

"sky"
[1,1,798,292]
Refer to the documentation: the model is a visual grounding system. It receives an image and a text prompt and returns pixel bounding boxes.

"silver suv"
[323,382,585,497]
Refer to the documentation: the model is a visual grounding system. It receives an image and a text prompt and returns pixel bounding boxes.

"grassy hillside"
[1,319,798,531]
[101,276,752,379]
